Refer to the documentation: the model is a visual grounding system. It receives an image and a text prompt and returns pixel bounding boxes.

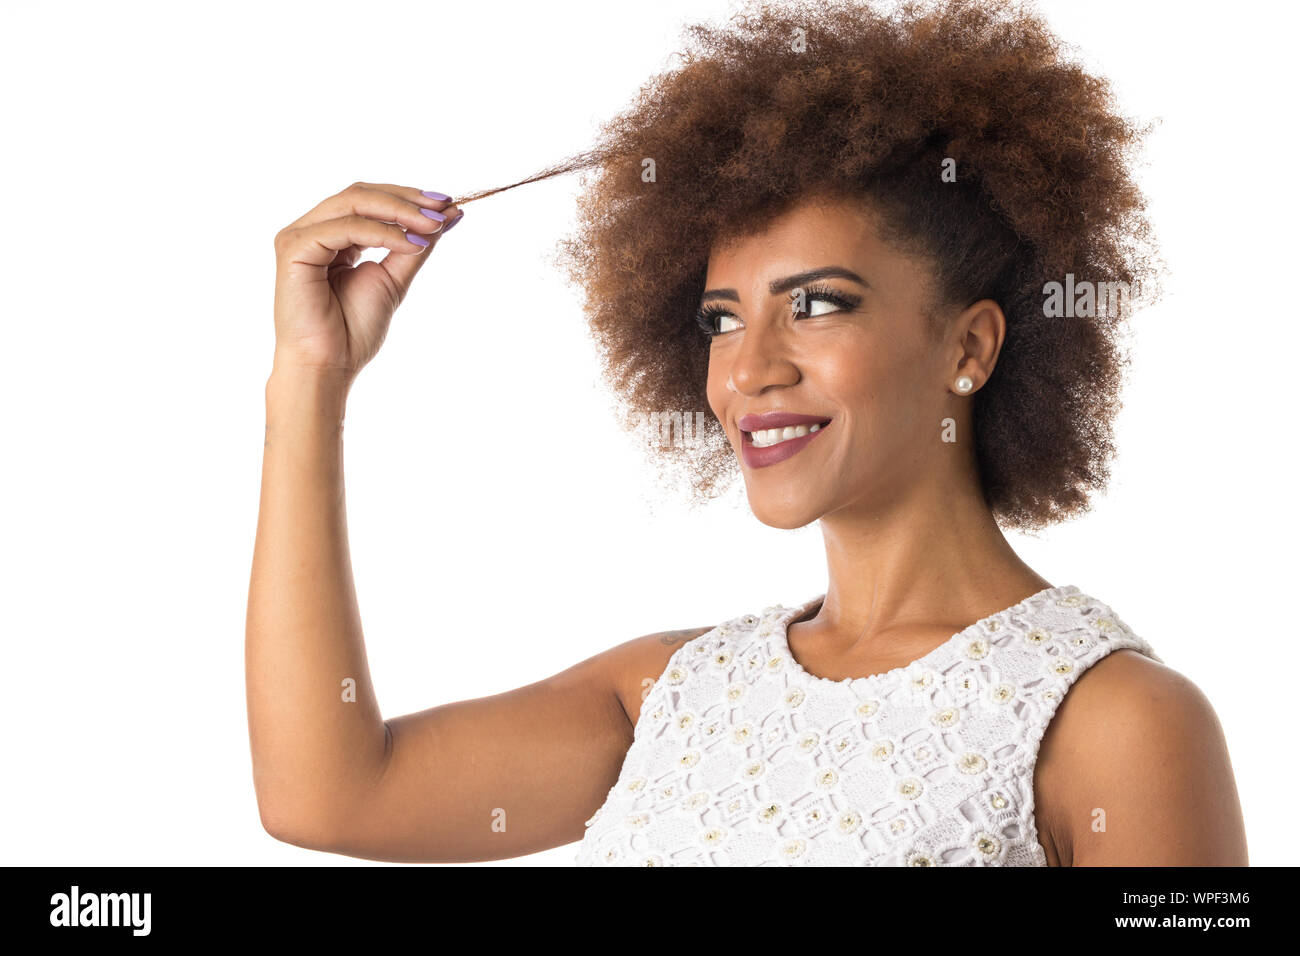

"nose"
[725,323,800,396]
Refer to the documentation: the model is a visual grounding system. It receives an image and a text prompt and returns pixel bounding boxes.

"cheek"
[818,347,891,412]
[704,365,725,414]
[704,366,732,434]
[820,340,934,436]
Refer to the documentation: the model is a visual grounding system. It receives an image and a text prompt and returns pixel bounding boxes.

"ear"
[947,298,1006,394]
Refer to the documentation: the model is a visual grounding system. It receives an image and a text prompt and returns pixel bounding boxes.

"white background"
[1,0,1294,866]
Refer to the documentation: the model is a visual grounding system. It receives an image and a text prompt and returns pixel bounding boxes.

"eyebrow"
[699,266,869,304]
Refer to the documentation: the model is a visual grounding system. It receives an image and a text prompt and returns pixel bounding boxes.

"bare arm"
[246,363,640,858]
[247,365,645,860]
[246,182,678,862]
[246,364,376,845]
[1035,650,1249,866]
[247,180,451,846]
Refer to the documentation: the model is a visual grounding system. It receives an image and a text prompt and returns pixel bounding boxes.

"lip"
[739,417,832,470]
[737,411,831,432]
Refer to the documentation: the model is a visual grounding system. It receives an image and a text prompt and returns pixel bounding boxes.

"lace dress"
[575,585,1160,866]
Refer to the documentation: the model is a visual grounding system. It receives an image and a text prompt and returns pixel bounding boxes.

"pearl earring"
[954,375,974,394]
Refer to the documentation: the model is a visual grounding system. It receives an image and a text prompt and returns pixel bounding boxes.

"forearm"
[245,363,388,839]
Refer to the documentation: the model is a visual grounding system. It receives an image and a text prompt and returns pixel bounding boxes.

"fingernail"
[421,190,451,201]
[405,232,430,247]
[442,212,465,233]
[420,208,446,222]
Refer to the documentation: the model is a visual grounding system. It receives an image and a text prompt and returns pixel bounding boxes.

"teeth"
[749,422,825,448]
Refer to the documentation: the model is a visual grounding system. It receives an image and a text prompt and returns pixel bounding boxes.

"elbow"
[256,799,339,852]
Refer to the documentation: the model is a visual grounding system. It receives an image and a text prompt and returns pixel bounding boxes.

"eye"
[695,283,862,339]
[695,304,741,337]
[791,283,862,318]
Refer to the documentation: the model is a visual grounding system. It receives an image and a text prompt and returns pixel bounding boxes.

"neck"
[807,465,1050,642]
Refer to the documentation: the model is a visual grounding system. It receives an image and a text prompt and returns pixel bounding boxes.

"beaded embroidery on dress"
[575,585,1160,866]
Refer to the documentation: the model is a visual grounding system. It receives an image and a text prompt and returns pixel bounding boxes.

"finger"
[328,244,363,271]
[275,214,432,270]
[354,182,460,217]
[378,207,463,289]
[288,181,458,236]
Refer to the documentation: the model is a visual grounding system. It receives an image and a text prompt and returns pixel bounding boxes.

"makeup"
[737,413,833,469]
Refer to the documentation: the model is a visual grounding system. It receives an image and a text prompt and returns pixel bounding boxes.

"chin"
[745,488,824,531]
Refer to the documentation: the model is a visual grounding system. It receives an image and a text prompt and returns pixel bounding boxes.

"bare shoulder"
[601,625,718,729]
[1034,648,1248,865]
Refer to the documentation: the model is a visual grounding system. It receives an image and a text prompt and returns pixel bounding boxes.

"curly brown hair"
[452,0,1160,530]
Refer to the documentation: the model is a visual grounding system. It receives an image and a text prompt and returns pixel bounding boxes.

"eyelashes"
[695,283,863,338]
[694,303,736,337]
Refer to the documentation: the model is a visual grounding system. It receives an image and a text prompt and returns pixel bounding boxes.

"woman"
[246,0,1247,865]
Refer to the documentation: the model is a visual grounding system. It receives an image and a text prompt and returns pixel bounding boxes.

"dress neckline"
[772,584,1077,689]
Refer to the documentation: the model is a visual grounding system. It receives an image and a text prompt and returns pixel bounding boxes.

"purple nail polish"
[421,190,451,201]
[442,212,464,233]
[405,232,430,247]
[420,207,446,222]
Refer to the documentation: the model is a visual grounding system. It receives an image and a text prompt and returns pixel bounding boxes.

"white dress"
[575,585,1160,866]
